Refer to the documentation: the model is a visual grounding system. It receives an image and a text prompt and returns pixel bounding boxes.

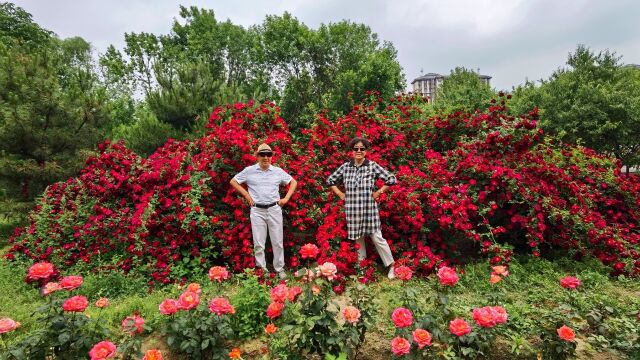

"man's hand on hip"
[277,198,288,207]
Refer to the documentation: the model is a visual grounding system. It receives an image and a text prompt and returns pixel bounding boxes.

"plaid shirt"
[326,159,397,240]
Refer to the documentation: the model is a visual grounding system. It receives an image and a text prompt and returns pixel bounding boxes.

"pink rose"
[62,295,88,312]
[449,318,471,337]
[208,297,236,316]
[159,299,179,315]
[42,282,61,296]
[60,275,84,290]
[560,276,581,289]
[122,314,145,334]
[557,325,575,342]
[208,266,229,282]
[89,341,117,360]
[395,266,413,281]
[270,284,288,303]
[391,307,413,328]
[437,266,459,286]
[318,262,337,280]
[27,262,55,280]
[0,318,21,334]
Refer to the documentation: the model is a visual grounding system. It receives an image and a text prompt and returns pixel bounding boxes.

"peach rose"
[266,302,284,319]
[390,336,411,356]
[159,299,179,315]
[299,243,320,259]
[412,328,432,348]
[95,298,110,308]
[187,283,202,294]
[208,266,230,282]
[557,325,575,342]
[264,323,278,334]
[177,291,200,310]
[449,318,471,337]
[42,282,61,296]
[318,262,337,280]
[0,318,20,334]
[287,286,302,302]
[142,349,163,360]
[342,306,361,324]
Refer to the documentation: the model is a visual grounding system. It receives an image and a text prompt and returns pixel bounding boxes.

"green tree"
[508,80,544,116]
[434,67,496,113]
[541,45,640,170]
[0,2,51,48]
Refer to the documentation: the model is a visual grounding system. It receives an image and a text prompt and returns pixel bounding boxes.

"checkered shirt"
[326,159,397,240]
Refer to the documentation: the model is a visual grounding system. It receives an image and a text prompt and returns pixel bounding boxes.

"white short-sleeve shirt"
[233,164,293,204]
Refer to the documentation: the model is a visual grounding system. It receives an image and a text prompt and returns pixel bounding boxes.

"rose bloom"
[492,265,509,276]
[88,340,117,360]
[492,306,508,324]
[560,276,582,289]
[0,318,20,334]
[264,323,277,335]
[557,325,576,342]
[312,285,321,295]
[62,295,89,312]
[299,243,320,259]
[59,275,84,290]
[472,306,498,328]
[95,298,110,308]
[270,284,288,303]
[142,349,164,360]
[413,328,433,348]
[390,336,411,356]
[318,262,337,280]
[287,286,302,302]
[437,266,459,286]
[266,301,284,319]
[178,291,200,310]
[395,266,413,281]
[391,307,413,328]
[489,274,502,284]
[449,318,472,337]
[42,282,61,296]
[122,314,145,334]
[27,262,55,280]
[229,348,241,359]
[159,299,179,315]
[342,306,361,324]
[208,266,230,282]
[209,297,236,316]
[187,283,202,294]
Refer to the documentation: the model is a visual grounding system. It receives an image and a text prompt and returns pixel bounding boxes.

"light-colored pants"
[356,229,394,267]
[250,205,285,273]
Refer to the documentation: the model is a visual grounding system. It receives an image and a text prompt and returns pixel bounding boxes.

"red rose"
[266,301,284,319]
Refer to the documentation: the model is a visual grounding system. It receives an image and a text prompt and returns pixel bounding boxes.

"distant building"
[623,63,640,70]
[411,71,492,102]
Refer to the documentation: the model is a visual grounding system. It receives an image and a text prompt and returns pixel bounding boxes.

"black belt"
[254,202,278,209]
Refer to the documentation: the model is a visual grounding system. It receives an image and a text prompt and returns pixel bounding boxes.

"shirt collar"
[349,159,370,167]
[254,164,273,171]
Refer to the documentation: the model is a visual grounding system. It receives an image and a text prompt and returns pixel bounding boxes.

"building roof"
[411,72,492,84]
[411,73,443,83]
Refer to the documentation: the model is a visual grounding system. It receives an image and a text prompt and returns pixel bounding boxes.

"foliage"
[230,270,271,339]
[535,45,640,169]
[434,67,496,113]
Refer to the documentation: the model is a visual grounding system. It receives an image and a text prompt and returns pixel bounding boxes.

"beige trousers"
[356,229,394,267]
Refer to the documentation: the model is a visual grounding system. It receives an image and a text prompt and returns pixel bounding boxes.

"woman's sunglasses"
[352,147,367,152]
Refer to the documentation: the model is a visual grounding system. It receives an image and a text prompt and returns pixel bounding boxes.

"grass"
[1,254,639,359]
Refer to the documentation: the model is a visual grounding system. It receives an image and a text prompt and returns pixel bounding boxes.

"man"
[230,143,298,279]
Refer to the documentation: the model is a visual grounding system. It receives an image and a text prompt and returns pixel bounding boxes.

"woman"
[326,137,397,279]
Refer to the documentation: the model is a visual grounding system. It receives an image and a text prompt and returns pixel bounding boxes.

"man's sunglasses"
[352,147,367,152]
[258,152,273,157]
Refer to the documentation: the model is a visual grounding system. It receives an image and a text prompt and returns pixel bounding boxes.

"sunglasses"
[257,152,273,157]
[352,147,367,152]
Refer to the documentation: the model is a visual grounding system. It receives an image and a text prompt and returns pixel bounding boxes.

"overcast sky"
[12,0,640,91]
